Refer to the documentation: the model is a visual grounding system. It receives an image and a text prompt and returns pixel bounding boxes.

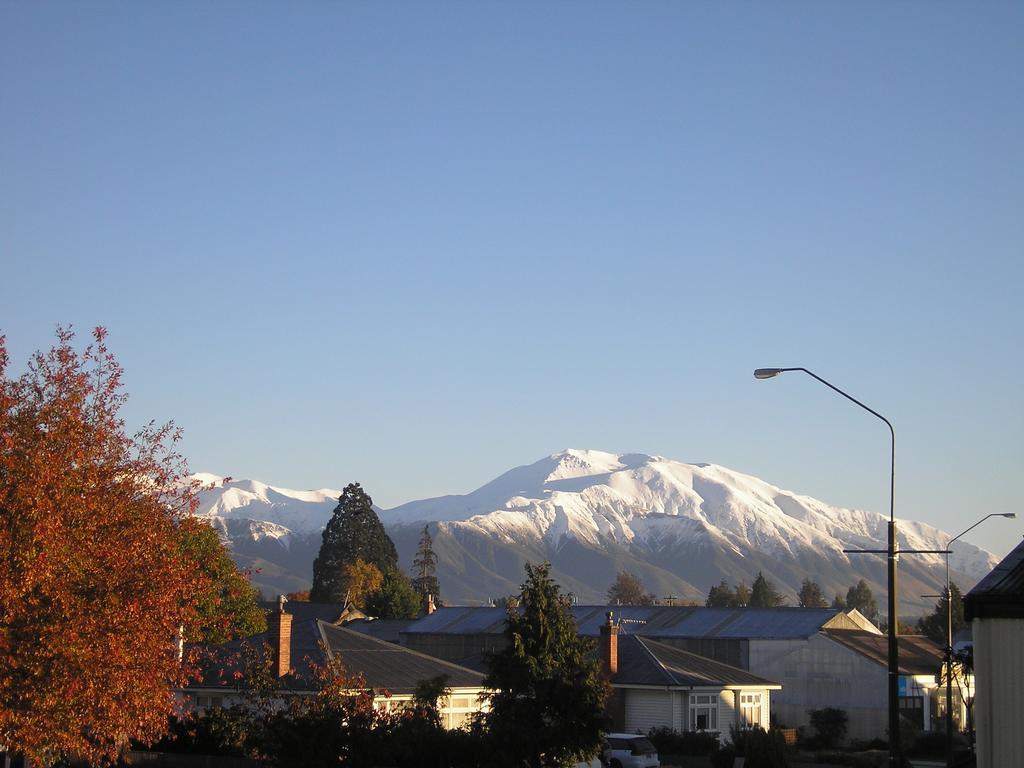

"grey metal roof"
[404,605,843,641]
[318,622,486,695]
[965,539,1024,620]
[257,600,349,624]
[188,614,328,691]
[822,630,944,676]
[343,618,415,644]
[403,606,508,634]
[611,636,781,689]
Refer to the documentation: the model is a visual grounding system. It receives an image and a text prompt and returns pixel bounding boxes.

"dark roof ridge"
[317,621,486,682]
[631,635,678,686]
[638,637,780,688]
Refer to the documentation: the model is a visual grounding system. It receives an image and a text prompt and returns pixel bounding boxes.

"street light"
[754,367,901,768]
[941,512,1015,767]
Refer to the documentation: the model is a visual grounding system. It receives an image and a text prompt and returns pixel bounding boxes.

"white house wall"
[973,618,1024,768]
[624,689,677,733]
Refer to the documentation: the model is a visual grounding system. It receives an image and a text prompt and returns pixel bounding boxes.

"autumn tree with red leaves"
[0,328,210,764]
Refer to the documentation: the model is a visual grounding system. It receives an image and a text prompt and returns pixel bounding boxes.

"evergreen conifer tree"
[310,483,398,603]
[705,579,736,608]
[411,524,440,611]
[749,571,786,607]
[916,582,965,645]
[483,562,609,768]
[797,578,829,609]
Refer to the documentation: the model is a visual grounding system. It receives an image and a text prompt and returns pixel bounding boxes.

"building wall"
[618,688,771,741]
[973,618,1024,768]
[623,689,678,733]
[749,636,888,741]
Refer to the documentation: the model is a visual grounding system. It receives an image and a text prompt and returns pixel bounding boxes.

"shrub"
[731,726,790,768]
[808,707,849,749]
[647,727,720,756]
[148,707,256,757]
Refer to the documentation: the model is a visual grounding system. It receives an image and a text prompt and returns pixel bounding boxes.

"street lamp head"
[1002,513,1017,519]
[754,368,784,379]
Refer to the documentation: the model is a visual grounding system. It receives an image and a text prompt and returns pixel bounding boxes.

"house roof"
[318,622,486,695]
[821,630,945,675]
[343,618,416,644]
[964,539,1024,620]
[404,605,850,641]
[188,612,484,696]
[257,600,350,624]
[611,635,781,689]
[188,614,328,692]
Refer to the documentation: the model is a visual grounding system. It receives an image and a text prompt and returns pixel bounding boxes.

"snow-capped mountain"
[193,449,1002,612]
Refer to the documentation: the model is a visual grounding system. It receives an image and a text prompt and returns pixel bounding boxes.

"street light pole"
[754,367,901,768]
[941,512,1015,767]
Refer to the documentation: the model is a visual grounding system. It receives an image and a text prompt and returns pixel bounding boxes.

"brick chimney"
[267,595,292,678]
[426,593,436,615]
[599,611,619,677]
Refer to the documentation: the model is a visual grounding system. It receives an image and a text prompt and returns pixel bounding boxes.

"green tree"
[749,572,786,608]
[310,483,398,603]
[364,566,422,619]
[831,592,847,610]
[916,582,965,645]
[845,579,878,621]
[176,517,267,643]
[797,578,829,609]
[483,562,609,768]
[706,579,736,608]
[411,524,441,611]
[607,570,655,606]
[734,581,752,607]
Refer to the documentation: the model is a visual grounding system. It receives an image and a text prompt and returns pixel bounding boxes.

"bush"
[808,707,849,749]
[647,727,720,756]
[730,726,790,768]
[147,707,256,757]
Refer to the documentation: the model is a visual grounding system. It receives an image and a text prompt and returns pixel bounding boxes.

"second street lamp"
[754,367,901,768]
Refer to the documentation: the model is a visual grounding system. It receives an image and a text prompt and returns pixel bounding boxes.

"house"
[598,613,781,741]
[181,599,488,729]
[400,604,953,741]
[964,538,1024,768]
[770,629,967,741]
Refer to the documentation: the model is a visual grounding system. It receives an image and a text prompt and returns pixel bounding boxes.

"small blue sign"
[898,676,907,697]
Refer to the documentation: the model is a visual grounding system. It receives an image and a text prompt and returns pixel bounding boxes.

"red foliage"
[0,328,206,764]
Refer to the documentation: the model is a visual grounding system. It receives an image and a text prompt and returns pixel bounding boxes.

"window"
[739,693,763,729]
[442,692,480,730]
[193,694,223,711]
[899,695,924,729]
[690,693,719,731]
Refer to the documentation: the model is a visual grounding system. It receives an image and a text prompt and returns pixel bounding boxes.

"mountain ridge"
[193,449,999,611]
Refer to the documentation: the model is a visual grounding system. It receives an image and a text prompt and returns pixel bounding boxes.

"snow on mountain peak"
[381,450,1000,580]
[190,451,1002,593]
[191,474,342,538]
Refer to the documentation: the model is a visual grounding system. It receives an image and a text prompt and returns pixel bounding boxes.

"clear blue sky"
[3,2,1022,557]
